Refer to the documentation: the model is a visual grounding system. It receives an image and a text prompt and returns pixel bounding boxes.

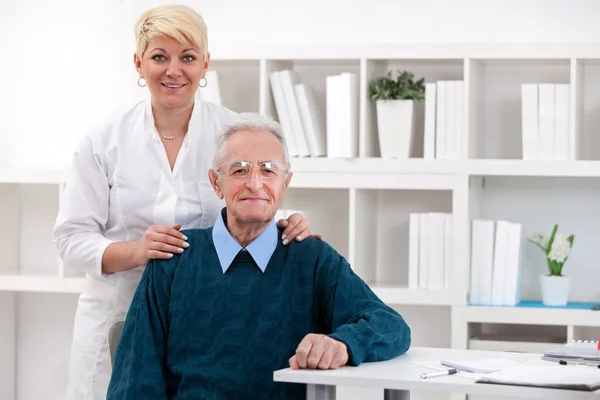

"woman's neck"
[151,101,194,136]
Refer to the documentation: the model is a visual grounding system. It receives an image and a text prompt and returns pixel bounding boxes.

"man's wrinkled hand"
[289,334,349,370]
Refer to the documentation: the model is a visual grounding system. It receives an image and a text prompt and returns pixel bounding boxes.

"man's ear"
[208,169,224,199]
[283,171,293,192]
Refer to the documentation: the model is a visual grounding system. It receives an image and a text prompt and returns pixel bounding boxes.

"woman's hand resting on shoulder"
[131,224,190,266]
[277,212,322,245]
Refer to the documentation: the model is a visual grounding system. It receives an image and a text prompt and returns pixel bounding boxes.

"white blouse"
[53,99,237,281]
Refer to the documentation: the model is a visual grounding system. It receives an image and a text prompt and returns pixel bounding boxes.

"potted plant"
[369,70,426,159]
[528,224,575,306]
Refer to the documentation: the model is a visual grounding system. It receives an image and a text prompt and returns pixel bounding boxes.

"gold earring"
[199,77,207,88]
[138,77,147,87]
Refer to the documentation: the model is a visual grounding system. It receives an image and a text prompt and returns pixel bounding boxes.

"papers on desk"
[476,364,600,391]
[543,342,600,362]
[440,358,521,373]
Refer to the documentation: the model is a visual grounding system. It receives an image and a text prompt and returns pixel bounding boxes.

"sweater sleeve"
[315,242,411,366]
[107,257,177,399]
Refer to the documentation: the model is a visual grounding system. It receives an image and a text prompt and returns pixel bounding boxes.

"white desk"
[273,347,600,400]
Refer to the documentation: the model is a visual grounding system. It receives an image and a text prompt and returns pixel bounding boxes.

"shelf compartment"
[363,58,464,158]
[350,188,453,288]
[201,60,260,113]
[262,58,361,158]
[280,187,349,260]
[575,58,600,161]
[0,183,65,278]
[469,336,565,353]
[468,322,566,353]
[469,176,600,305]
[467,58,571,160]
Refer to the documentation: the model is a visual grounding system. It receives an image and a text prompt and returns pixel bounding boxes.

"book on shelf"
[408,212,453,290]
[294,83,326,157]
[520,83,571,161]
[326,72,358,158]
[278,70,311,157]
[470,219,522,306]
[269,70,299,157]
[427,80,464,160]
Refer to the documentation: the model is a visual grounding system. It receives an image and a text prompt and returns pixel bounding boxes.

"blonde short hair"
[134,5,208,60]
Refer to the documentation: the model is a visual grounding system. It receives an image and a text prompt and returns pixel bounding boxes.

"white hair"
[212,113,291,171]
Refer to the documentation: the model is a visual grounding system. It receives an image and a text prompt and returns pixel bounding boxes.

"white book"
[491,220,511,305]
[196,70,222,105]
[294,83,327,157]
[478,220,496,305]
[427,212,445,290]
[470,219,495,305]
[554,83,570,161]
[445,81,457,159]
[338,72,359,158]
[408,213,420,289]
[435,81,447,159]
[455,81,465,159]
[538,83,556,161]
[326,74,342,158]
[418,213,430,290]
[521,84,539,160]
[423,83,437,160]
[469,220,483,305]
[444,213,452,290]
[503,222,523,306]
[278,70,310,157]
[269,71,299,157]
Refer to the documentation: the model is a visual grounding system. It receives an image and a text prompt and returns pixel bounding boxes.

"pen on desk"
[421,368,458,379]
[558,360,600,368]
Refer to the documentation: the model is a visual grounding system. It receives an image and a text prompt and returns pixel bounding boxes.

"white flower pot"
[539,275,571,306]
[375,99,415,159]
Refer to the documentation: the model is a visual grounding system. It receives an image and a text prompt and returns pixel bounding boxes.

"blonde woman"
[53,5,318,399]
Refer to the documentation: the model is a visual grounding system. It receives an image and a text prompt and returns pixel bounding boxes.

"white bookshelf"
[3,43,600,400]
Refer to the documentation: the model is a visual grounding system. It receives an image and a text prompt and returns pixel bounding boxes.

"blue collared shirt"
[211,208,278,273]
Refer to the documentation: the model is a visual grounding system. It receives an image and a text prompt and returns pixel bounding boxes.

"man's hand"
[289,334,349,370]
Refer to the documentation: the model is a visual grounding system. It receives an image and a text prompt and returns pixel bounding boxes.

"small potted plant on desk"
[528,224,575,306]
[369,70,425,159]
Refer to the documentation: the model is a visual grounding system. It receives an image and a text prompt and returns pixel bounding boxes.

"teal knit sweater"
[107,227,411,399]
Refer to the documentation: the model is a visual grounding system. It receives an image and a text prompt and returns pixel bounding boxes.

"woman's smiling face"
[134,35,209,111]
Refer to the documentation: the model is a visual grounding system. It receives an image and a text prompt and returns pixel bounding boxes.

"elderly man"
[107,113,411,399]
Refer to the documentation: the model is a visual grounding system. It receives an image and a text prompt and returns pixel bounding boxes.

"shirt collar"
[212,208,278,273]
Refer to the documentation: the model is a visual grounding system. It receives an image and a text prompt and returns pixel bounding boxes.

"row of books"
[521,83,570,161]
[200,73,571,163]
[470,219,522,306]
[270,70,359,159]
[408,212,453,290]
[423,81,465,160]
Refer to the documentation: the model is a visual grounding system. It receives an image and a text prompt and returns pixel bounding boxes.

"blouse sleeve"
[52,133,115,278]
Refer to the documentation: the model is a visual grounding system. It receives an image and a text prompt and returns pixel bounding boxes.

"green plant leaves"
[369,70,426,101]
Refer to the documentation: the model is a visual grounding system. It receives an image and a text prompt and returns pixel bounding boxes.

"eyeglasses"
[217,161,288,178]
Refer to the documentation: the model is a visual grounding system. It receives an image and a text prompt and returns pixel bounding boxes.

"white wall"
[1,0,599,168]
